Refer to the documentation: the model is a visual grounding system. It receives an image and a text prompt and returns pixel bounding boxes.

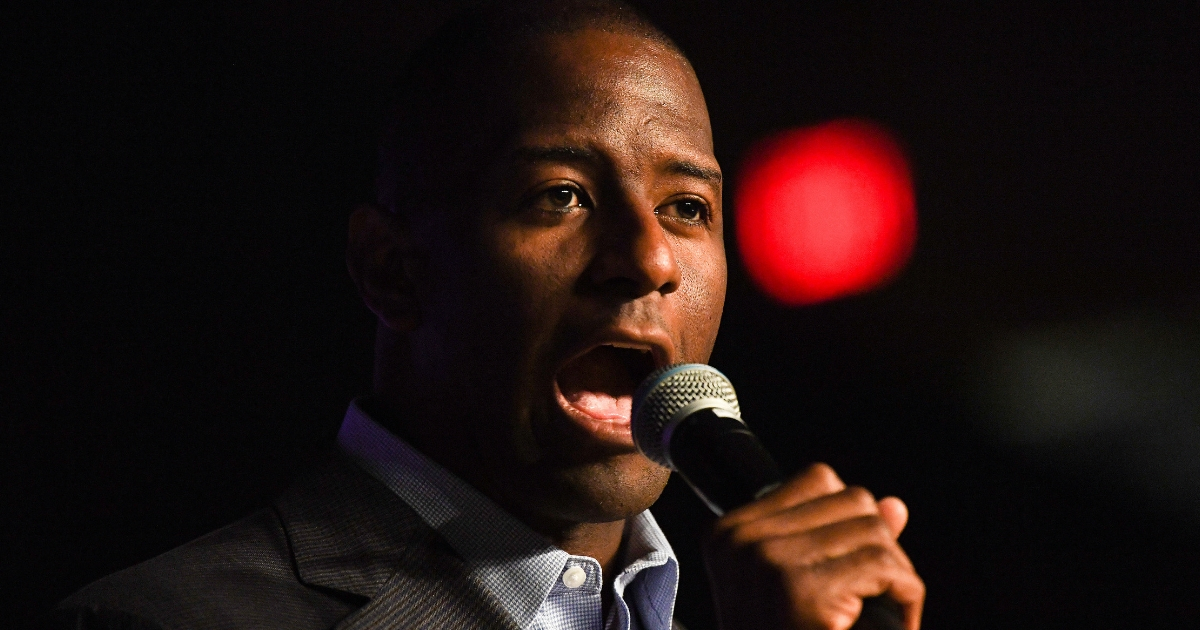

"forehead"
[499,29,715,161]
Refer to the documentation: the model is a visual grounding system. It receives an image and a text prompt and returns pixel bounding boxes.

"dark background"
[5,1,1199,627]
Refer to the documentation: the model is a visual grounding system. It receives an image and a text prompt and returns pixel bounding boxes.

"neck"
[488,496,627,616]
[510,504,629,580]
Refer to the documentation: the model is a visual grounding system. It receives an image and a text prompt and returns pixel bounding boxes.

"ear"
[346,203,422,332]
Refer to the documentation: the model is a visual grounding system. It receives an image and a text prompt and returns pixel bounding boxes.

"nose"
[587,201,682,298]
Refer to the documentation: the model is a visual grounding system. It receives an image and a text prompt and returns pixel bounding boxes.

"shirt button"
[562,565,587,589]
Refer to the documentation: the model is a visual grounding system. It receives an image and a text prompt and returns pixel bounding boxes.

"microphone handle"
[669,409,907,630]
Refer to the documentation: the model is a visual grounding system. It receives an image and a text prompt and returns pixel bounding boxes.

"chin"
[533,450,672,523]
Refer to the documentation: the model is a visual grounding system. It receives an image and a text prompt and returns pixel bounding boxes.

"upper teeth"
[605,343,651,353]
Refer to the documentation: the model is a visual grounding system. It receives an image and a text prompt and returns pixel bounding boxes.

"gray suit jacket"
[54,454,690,630]
[55,454,527,630]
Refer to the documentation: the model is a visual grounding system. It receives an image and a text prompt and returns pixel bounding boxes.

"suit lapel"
[274,453,519,630]
[333,529,520,630]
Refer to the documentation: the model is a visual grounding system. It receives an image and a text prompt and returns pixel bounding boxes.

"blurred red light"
[734,119,916,305]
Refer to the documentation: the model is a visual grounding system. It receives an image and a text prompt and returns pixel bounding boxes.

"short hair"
[374,0,687,216]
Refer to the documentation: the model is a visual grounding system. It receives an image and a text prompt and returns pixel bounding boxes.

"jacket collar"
[273,453,520,630]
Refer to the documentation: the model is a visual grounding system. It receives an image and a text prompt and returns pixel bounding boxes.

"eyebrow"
[512,145,722,186]
[665,160,723,185]
[512,145,600,164]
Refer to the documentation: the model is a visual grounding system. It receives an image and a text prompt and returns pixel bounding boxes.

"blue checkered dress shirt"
[337,401,680,630]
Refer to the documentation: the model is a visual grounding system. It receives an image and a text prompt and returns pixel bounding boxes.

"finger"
[726,485,881,542]
[758,514,905,568]
[877,496,909,537]
[806,545,926,630]
[719,462,845,527]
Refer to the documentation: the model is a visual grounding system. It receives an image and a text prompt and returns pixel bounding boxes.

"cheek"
[480,226,592,455]
[487,224,589,314]
[677,239,728,359]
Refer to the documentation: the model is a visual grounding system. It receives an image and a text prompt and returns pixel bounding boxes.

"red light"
[734,119,916,305]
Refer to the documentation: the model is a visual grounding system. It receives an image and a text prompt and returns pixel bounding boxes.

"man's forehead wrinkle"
[508,94,713,160]
[559,64,707,129]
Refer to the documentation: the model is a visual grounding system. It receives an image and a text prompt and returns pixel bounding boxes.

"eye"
[526,184,588,214]
[547,187,578,208]
[659,198,709,223]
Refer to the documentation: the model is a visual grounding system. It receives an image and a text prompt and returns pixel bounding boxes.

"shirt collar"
[336,400,678,629]
[615,512,678,629]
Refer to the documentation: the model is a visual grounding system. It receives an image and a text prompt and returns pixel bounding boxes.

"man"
[55,2,924,629]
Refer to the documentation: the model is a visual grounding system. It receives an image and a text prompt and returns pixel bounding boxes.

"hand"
[701,463,925,630]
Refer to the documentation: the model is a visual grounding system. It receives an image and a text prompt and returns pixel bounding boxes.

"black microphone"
[631,363,906,630]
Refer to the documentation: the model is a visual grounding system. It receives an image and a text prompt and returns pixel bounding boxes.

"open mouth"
[555,344,658,424]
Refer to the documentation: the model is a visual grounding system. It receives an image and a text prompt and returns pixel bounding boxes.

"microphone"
[631,363,906,630]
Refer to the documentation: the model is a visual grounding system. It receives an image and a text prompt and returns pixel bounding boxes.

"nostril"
[588,222,681,297]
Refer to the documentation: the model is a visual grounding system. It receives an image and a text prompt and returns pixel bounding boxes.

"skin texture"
[347,27,923,630]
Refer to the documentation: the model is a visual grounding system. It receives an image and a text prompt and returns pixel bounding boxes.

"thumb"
[877,496,909,537]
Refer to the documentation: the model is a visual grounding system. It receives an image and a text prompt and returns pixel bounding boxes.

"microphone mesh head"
[631,363,741,467]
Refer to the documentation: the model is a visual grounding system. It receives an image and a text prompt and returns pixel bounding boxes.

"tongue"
[566,390,632,420]
[557,346,638,421]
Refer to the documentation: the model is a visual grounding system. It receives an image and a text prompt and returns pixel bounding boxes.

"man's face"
[408,29,726,525]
